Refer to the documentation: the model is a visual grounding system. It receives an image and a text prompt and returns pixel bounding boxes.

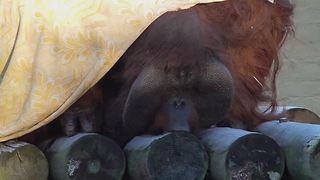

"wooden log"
[256,121,320,180]
[0,141,48,180]
[260,105,320,124]
[198,128,285,180]
[279,106,320,124]
[42,133,125,180]
[124,132,208,180]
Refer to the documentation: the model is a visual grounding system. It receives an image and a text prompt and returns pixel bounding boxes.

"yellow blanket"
[0,0,223,141]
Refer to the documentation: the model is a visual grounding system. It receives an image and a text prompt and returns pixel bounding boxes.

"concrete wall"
[277,0,320,115]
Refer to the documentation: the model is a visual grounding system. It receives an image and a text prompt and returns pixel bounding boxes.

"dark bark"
[199,128,285,180]
[124,131,208,180]
[42,133,125,180]
[256,121,320,180]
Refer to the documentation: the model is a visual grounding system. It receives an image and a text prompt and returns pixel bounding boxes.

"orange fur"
[196,0,294,126]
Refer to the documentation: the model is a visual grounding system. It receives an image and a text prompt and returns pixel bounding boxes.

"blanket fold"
[0,0,223,141]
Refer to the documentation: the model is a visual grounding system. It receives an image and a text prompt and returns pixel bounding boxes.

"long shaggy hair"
[205,0,294,127]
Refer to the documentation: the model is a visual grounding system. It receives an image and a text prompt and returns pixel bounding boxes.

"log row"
[1,131,284,180]
[0,105,319,180]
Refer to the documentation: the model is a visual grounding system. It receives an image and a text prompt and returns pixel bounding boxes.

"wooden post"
[42,133,125,180]
[260,106,320,124]
[124,132,208,180]
[279,106,320,124]
[256,121,320,180]
[199,128,285,180]
[0,141,48,180]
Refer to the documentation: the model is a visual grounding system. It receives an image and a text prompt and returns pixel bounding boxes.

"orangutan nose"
[163,97,196,132]
[172,97,186,109]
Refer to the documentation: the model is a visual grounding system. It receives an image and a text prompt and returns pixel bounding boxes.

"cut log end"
[148,133,208,180]
[226,134,284,180]
[125,132,208,180]
[285,108,320,124]
[256,121,320,179]
[0,141,48,180]
[43,133,125,180]
[199,128,284,180]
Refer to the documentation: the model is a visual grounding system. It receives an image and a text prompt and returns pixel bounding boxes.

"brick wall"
[277,0,320,115]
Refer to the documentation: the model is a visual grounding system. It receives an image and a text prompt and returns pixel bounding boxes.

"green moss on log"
[0,141,48,180]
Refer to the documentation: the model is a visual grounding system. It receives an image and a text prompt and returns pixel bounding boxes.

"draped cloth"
[0,0,224,141]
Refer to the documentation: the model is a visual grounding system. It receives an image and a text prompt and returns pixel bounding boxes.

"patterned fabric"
[0,0,224,141]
